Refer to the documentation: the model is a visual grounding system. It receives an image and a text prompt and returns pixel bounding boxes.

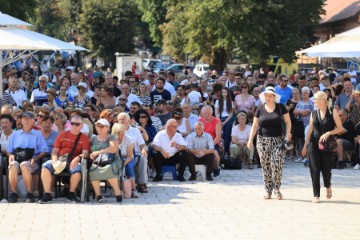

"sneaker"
[25,193,35,203]
[189,174,197,181]
[38,193,53,204]
[131,190,139,198]
[206,175,213,181]
[96,195,106,203]
[213,168,221,177]
[353,164,360,170]
[67,193,80,203]
[304,159,309,167]
[294,157,302,162]
[177,175,186,182]
[153,175,163,182]
[8,192,18,203]
[300,159,307,163]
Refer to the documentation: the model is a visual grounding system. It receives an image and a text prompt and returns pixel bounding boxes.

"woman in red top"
[199,106,222,177]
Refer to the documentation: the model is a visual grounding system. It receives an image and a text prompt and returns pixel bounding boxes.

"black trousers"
[188,153,214,175]
[153,150,189,176]
[308,142,333,197]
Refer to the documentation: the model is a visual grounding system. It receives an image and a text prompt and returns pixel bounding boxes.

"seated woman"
[230,112,254,169]
[89,118,122,203]
[0,114,14,160]
[112,123,139,198]
[135,109,157,145]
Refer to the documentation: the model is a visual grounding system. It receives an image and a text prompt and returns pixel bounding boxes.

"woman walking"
[247,86,292,200]
[302,91,343,203]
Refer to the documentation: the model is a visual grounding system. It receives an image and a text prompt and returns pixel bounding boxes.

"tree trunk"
[213,48,227,73]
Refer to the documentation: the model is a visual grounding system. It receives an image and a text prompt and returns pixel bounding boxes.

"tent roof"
[296,26,360,57]
[0,12,32,27]
[0,27,88,51]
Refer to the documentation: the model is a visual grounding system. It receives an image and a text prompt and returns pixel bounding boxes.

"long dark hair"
[219,87,233,115]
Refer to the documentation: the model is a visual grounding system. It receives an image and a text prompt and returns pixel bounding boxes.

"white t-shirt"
[0,131,13,153]
[153,130,186,157]
[215,100,230,117]
[231,125,251,144]
[125,126,145,155]
[187,91,201,105]
[348,70,357,83]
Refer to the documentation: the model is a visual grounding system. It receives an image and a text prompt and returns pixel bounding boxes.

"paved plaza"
[0,161,359,240]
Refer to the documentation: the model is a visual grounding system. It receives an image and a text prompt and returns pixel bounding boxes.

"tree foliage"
[0,0,37,22]
[79,0,138,66]
[137,0,325,69]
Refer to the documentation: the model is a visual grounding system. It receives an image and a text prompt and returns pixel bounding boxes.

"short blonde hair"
[111,123,126,136]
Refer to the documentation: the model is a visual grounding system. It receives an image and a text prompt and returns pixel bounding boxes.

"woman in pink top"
[234,82,256,114]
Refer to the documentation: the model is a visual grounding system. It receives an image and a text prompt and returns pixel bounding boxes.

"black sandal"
[138,184,148,193]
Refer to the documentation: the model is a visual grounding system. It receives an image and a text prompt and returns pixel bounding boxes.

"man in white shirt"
[152,119,190,182]
[182,103,198,130]
[348,64,358,86]
[117,112,149,193]
[118,83,142,108]
[6,75,27,107]
[67,73,80,98]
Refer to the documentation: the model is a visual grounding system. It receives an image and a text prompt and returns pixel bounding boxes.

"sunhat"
[259,86,281,103]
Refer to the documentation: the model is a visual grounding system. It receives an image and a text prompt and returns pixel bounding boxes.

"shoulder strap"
[68,133,82,160]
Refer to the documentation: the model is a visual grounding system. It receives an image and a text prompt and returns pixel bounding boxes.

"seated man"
[7,112,48,203]
[39,115,90,203]
[152,119,194,182]
[336,109,355,169]
[117,112,149,193]
[187,122,214,181]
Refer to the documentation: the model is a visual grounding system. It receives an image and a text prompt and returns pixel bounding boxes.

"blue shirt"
[7,129,49,156]
[275,86,292,104]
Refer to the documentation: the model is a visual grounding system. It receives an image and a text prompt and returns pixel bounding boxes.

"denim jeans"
[221,116,233,155]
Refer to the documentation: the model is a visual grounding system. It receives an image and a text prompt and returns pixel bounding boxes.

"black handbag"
[14,147,35,163]
[316,110,337,152]
[93,153,115,167]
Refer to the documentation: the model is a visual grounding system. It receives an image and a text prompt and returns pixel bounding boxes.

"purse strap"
[278,103,284,137]
[68,133,82,161]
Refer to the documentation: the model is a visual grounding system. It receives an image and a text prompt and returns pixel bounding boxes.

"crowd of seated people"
[0,62,359,204]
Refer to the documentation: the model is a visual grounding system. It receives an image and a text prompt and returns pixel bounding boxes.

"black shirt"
[311,108,336,142]
[255,103,288,137]
[338,119,355,144]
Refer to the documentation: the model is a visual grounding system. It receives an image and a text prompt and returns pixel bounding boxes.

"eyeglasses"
[241,86,248,89]
[39,80,47,83]
[71,122,81,126]
[96,124,105,129]
[119,98,126,101]
[139,115,148,118]
[38,114,45,118]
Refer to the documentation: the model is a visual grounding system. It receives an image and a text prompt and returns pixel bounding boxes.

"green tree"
[0,0,37,22]
[79,0,138,66]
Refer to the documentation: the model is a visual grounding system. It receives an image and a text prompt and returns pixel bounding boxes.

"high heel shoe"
[326,187,332,199]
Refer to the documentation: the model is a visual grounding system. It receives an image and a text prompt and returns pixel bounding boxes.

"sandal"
[138,184,148,193]
[263,193,271,200]
[248,160,254,169]
[274,190,283,200]
[312,197,320,203]
[326,187,332,199]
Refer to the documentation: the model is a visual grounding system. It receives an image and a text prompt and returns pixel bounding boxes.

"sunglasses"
[119,99,126,101]
[39,80,47,83]
[174,111,182,115]
[96,124,105,129]
[71,122,81,126]
[241,86,248,89]
[38,114,45,118]
[139,115,148,118]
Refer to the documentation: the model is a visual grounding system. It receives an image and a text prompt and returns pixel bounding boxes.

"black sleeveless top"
[311,107,335,142]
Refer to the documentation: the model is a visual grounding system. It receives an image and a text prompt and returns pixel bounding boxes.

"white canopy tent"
[0,12,88,97]
[296,27,360,58]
